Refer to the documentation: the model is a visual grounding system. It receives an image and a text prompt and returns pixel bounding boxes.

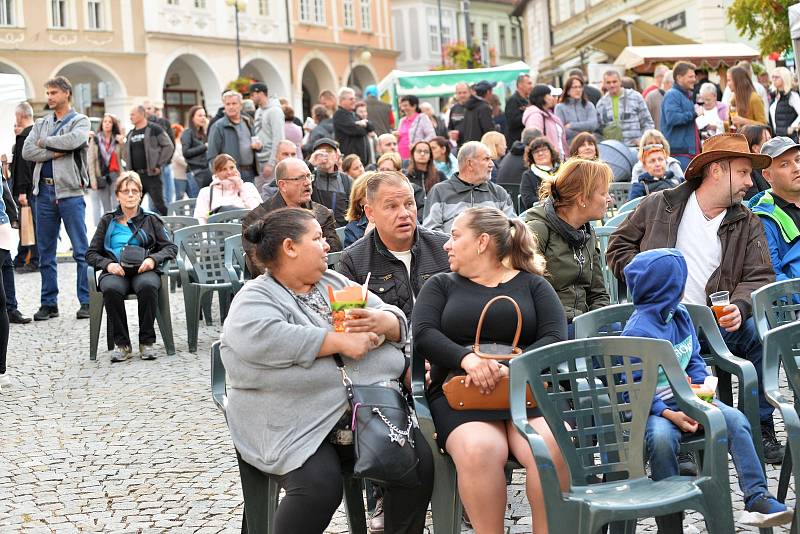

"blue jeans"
[719,317,774,422]
[35,184,89,306]
[176,172,200,199]
[240,169,256,183]
[645,400,767,500]
[161,164,175,206]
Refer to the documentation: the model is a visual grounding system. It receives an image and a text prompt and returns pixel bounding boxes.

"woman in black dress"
[412,206,569,534]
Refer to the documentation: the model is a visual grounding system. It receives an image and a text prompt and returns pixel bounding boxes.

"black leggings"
[237,428,433,534]
[0,250,7,375]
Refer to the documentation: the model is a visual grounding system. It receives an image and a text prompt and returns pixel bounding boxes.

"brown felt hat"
[684,133,772,180]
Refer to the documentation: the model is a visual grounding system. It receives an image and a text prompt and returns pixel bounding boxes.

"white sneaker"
[0,373,10,387]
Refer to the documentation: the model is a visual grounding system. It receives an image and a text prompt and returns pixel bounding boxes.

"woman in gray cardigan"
[220,207,433,534]
[554,75,599,145]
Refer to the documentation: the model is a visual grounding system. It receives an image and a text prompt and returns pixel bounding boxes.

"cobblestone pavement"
[1,266,795,532]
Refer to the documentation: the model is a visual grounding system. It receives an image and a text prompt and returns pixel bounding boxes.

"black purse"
[118,220,149,269]
[334,355,420,488]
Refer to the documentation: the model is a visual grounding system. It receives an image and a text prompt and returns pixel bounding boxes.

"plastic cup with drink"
[709,290,730,323]
[328,273,371,333]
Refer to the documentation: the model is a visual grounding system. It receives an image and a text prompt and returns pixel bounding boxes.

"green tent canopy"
[376,61,532,111]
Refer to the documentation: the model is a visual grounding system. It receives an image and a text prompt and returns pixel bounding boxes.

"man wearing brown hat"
[607,133,784,464]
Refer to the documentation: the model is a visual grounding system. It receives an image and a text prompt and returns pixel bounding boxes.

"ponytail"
[462,207,546,275]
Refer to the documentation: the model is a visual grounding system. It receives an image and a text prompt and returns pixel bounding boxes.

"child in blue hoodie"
[622,248,792,528]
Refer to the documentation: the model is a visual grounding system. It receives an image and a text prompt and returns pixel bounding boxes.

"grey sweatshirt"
[22,109,90,199]
[220,270,408,476]
[422,174,516,233]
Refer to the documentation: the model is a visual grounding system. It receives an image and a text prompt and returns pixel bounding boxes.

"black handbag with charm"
[333,354,421,488]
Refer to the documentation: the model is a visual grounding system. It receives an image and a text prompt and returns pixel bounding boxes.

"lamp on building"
[226,0,248,77]
[347,47,372,88]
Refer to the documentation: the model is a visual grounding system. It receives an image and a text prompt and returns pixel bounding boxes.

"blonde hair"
[460,207,546,275]
[538,158,613,210]
[637,129,671,160]
[115,171,142,195]
[480,131,506,160]
[346,172,373,222]
[377,152,402,171]
[772,67,794,95]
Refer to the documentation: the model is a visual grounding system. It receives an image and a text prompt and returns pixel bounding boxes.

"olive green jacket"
[525,204,609,322]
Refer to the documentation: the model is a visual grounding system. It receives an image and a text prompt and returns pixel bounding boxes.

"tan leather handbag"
[442,295,536,411]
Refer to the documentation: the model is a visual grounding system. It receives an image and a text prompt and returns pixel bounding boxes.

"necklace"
[695,193,714,221]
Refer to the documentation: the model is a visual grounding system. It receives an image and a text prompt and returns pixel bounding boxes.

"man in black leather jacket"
[338,171,450,320]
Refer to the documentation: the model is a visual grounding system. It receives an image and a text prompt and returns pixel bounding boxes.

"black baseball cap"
[472,80,497,96]
[249,82,268,94]
[313,137,339,151]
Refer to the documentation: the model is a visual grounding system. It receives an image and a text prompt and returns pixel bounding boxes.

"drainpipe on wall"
[284,0,295,99]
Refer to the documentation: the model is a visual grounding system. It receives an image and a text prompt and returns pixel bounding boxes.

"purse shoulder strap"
[122,216,145,246]
[474,295,522,360]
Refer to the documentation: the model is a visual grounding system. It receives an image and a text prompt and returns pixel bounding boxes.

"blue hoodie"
[622,249,708,416]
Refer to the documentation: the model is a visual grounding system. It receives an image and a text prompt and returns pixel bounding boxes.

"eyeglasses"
[118,188,141,196]
[533,147,551,154]
[283,173,315,183]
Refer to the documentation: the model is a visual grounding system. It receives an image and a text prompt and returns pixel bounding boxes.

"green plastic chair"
[604,211,629,228]
[167,198,197,217]
[510,336,734,533]
[593,225,620,304]
[223,234,248,295]
[501,183,521,214]
[608,182,631,216]
[87,266,176,360]
[173,224,241,352]
[763,322,800,521]
[617,195,643,214]
[335,226,347,245]
[752,279,800,341]
[327,250,343,272]
[574,303,765,464]
[210,341,368,534]
[161,216,200,293]
[411,345,524,534]
[208,208,252,224]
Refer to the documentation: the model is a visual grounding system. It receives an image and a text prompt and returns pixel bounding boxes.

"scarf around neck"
[544,197,590,250]
[98,133,115,165]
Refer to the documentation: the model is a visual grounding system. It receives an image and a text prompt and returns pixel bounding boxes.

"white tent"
[614,43,760,73]
[0,73,27,159]
[790,4,800,85]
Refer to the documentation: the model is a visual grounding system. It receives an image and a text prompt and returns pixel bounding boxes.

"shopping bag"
[20,206,35,246]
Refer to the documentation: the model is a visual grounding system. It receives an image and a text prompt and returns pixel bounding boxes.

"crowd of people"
[2,58,800,532]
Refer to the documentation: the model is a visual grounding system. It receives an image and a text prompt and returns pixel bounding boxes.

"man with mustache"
[242,157,342,276]
[607,133,785,465]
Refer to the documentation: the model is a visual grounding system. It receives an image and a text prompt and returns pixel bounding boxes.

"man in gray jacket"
[207,91,262,182]
[422,141,515,233]
[249,82,284,181]
[123,105,174,215]
[597,70,655,146]
[22,76,92,321]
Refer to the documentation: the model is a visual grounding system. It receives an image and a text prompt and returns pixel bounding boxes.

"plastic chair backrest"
[336,226,346,245]
[161,216,200,237]
[327,251,342,271]
[224,234,248,285]
[608,182,631,212]
[208,208,251,224]
[211,341,227,412]
[173,223,241,285]
[510,336,680,485]
[752,278,800,340]
[763,321,800,401]
[604,211,629,228]
[167,198,197,217]
[618,196,643,214]
[573,303,633,339]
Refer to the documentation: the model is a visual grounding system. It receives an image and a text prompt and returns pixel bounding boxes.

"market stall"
[614,43,761,74]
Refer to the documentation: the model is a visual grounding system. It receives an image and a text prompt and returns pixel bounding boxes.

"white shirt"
[675,192,725,305]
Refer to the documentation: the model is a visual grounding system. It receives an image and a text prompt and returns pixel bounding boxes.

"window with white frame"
[194,0,206,8]
[510,26,518,56]
[481,22,488,44]
[360,0,371,31]
[441,11,452,47]
[498,25,506,56]
[257,0,268,15]
[300,0,324,24]
[343,0,354,28]
[87,0,103,29]
[165,0,178,5]
[51,0,67,28]
[427,8,438,54]
[0,0,14,26]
